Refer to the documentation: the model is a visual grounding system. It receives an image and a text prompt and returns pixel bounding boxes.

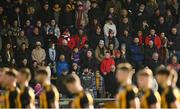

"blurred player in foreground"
[115,63,140,108]
[137,67,161,108]
[64,73,94,108]
[17,68,35,108]
[35,67,59,108]
[4,69,21,108]
[156,68,180,108]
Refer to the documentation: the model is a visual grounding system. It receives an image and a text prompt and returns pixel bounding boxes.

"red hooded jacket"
[145,34,161,49]
[100,57,115,75]
[70,34,87,49]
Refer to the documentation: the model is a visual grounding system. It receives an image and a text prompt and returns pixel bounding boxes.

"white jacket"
[103,22,117,37]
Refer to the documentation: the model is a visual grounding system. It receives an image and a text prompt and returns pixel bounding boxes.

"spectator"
[44,19,59,48]
[71,63,81,75]
[80,42,90,61]
[105,29,119,50]
[26,6,38,25]
[0,17,9,37]
[145,28,161,49]
[75,2,89,28]
[58,39,72,63]
[100,51,115,75]
[52,3,62,26]
[168,27,180,57]
[118,17,133,36]
[118,30,132,51]
[19,58,30,69]
[88,0,103,23]
[146,0,158,17]
[103,18,117,37]
[90,25,104,49]
[56,70,70,97]
[136,30,143,46]
[39,2,53,24]
[2,29,17,49]
[139,20,150,37]
[106,65,118,97]
[61,4,75,29]
[70,28,87,49]
[29,27,44,48]
[49,19,60,39]
[81,50,98,72]
[108,43,116,58]
[11,6,23,26]
[16,43,31,65]
[71,47,80,64]
[130,37,144,70]
[95,40,107,63]
[56,54,69,76]
[106,7,118,24]
[47,43,56,63]
[95,70,105,98]
[80,68,97,97]
[58,29,71,48]
[31,42,46,64]
[121,0,136,13]
[150,9,161,27]
[168,55,180,72]
[158,37,169,65]
[105,0,121,15]
[1,43,14,67]
[115,49,129,65]
[11,20,21,38]
[156,16,169,34]
[147,52,162,73]
[133,4,148,29]
[16,30,29,48]
[144,40,157,63]
[24,19,33,39]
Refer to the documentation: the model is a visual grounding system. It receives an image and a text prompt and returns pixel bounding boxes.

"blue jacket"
[56,61,69,76]
[130,44,144,62]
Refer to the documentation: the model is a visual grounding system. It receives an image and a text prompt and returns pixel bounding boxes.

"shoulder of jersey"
[127,85,138,93]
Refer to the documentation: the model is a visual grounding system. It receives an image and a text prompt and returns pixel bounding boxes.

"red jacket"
[145,34,161,49]
[58,36,73,49]
[70,34,87,49]
[138,35,143,45]
[100,57,115,75]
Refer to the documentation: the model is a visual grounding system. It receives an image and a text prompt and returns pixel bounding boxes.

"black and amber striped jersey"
[159,86,180,108]
[116,84,139,108]
[4,87,21,108]
[139,89,161,108]
[20,86,35,108]
[0,88,6,108]
[71,91,94,108]
[39,84,59,108]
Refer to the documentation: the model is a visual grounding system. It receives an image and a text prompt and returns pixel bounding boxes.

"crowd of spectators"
[0,0,180,98]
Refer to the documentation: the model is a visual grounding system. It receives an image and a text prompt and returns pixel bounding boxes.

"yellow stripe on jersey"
[161,88,169,108]
[117,90,127,108]
[5,91,9,108]
[141,90,150,108]
[86,92,93,106]
[39,92,48,108]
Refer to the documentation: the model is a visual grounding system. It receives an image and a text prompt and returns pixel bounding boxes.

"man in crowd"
[31,41,46,65]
